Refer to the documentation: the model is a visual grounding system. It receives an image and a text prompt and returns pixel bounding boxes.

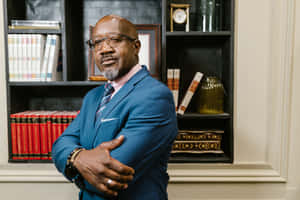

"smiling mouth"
[101,57,117,66]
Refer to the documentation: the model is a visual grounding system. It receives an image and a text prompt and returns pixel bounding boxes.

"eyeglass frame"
[86,33,138,49]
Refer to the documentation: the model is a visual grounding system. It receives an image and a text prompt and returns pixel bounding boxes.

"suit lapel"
[94,66,149,130]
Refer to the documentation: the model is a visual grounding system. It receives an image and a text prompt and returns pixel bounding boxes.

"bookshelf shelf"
[177,113,231,119]
[8,81,105,87]
[8,29,62,34]
[166,31,231,37]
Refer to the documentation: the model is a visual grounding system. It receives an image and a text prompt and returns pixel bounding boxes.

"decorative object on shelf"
[196,76,224,114]
[172,129,224,154]
[170,3,190,32]
[195,0,216,32]
[87,24,161,81]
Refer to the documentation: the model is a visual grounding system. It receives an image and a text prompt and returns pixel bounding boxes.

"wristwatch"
[65,148,85,179]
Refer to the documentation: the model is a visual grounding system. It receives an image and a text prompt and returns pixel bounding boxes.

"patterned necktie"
[95,83,115,122]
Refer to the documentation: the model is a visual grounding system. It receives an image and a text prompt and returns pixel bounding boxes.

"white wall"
[0,0,299,199]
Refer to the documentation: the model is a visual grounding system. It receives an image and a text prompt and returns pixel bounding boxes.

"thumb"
[99,135,125,150]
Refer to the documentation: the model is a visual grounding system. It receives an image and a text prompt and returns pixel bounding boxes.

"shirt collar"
[108,64,142,96]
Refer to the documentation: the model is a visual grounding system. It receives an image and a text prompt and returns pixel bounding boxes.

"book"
[172,140,223,154]
[46,35,61,81]
[40,35,52,81]
[10,20,60,30]
[176,130,223,141]
[173,69,180,111]
[31,112,41,160]
[177,72,203,115]
[167,69,174,91]
[10,110,78,161]
[10,114,18,160]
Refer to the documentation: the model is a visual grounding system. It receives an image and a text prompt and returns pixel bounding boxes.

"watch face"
[173,8,187,24]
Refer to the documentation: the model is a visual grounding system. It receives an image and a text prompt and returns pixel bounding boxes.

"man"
[52,15,178,200]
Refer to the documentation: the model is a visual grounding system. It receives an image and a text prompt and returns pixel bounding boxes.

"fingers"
[99,135,125,150]
[103,167,134,183]
[107,157,135,176]
[104,178,128,191]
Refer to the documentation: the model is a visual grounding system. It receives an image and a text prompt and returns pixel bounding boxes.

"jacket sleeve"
[52,97,86,179]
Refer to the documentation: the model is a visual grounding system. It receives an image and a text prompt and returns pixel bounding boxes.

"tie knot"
[104,83,114,95]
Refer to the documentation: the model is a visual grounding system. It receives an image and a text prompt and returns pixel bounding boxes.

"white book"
[32,34,46,81]
[37,34,46,81]
[7,34,13,81]
[40,35,52,81]
[22,34,29,81]
[27,34,33,81]
[177,72,203,115]
[10,34,18,81]
[16,34,23,81]
[173,69,180,110]
[31,34,38,81]
[46,35,60,81]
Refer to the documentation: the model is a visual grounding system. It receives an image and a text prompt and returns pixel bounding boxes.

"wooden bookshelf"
[3,0,234,163]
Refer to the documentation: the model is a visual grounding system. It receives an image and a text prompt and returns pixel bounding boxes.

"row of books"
[7,34,62,82]
[10,110,78,160]
[171,130,224,154]
[9,20,61,30]
[167,68,203,115]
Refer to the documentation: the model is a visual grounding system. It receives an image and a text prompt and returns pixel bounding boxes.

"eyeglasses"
[86,33,137,49]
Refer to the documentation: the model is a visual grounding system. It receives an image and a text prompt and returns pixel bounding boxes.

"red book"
[15,112,22,160]
[51,112,58,144]
[10,114,18,160]
[26,112,34,160]
[56,112,63,138]
[46,111,53,160]
[31,112,41,160]
[39,112,48,160]
[21,113,29,160]
[62,111,69,132]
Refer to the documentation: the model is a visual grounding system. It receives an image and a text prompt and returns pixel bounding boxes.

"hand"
[73,135,135,197]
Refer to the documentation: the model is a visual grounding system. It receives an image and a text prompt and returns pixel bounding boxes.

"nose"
[98,39,114,54]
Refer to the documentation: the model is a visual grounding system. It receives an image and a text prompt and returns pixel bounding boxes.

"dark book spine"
[10,114,18,160]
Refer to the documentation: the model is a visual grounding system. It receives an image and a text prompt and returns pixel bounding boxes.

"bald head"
[93,15,138,39]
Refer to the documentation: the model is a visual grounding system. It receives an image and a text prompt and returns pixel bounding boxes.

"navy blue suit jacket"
[52,66,178,200]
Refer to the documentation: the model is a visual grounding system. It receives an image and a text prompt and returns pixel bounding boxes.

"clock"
[170,3,190,32]
[173,9,187,24]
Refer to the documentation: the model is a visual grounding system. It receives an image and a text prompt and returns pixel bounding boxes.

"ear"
[133,39,141,55]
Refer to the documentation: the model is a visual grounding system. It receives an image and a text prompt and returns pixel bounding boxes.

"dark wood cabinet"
[3,0,234,163]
